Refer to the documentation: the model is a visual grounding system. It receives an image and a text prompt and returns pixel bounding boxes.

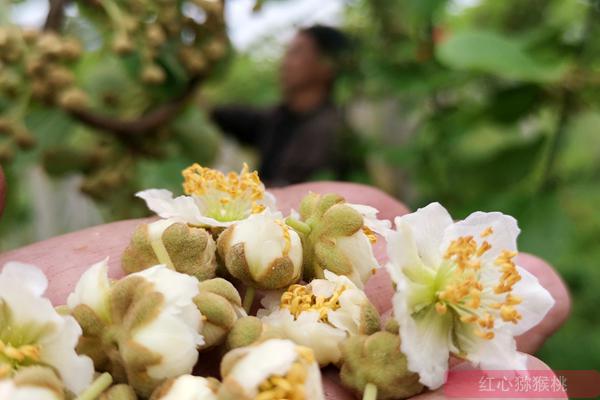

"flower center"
[182,163,266,222]
[0,339,42,376]
[434,227,523,340]
[255,347,313,400]
[280,284,346,322]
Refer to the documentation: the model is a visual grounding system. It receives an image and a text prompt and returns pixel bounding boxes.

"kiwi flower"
[136,163,276,228]
[0,367,65,400]
[0,262,94,395]
[149,375,219,400]
[217,214,303,290]
[67,260,204,397]
[257,271,380,366]
[386,203,555,389]
[219,339,324,400]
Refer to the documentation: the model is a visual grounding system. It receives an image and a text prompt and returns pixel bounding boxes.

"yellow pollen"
[477,313,495,329]
[481,226,494,237]
[255,350,311,400]
[280,284,345,322]
[474,330,495,340]
[435,302,448,314]
[362,226,377,244]
[460,314,478,323]
[477,241,492,257]
[275,220,292,256]
[500,305,522,324]
[0,340,41,363]
[181,163,266,218]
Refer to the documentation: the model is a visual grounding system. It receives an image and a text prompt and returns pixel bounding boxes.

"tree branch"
[44,0,66,32]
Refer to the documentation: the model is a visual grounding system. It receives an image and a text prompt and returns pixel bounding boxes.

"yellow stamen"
[500,305,522,324]
[275,220,292,256]
[280,284,345,322]
[255,348,311,400]
[435,302,448,314]
[481,226,494,237]
[362,226,377,244]
[474,330,495,340]
[0,340,41,363]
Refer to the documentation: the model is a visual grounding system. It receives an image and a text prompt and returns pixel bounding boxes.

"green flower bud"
[141,64,166,85]
[225,316,263,350]
[122,221,217,281]
[100,384,138,400]
[194,278,244,350]
[58,88,89,111]
[217,215,303,290]
[339,332,424,399]
[146,25,167,47]
[7,366,65,400]
[112,34,134,55]
[150,375,219,400]
[295,192,378,287]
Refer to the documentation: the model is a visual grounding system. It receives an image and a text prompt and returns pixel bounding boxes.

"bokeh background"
[1,0,599,372]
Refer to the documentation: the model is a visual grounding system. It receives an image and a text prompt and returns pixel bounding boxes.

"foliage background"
[1,0,599,372]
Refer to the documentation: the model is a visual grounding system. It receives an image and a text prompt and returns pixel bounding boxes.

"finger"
[515,253,571,353]
[410,354,566,400]
[0,217,153,305]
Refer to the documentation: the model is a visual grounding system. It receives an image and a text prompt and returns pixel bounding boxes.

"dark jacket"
[211,101,343,186]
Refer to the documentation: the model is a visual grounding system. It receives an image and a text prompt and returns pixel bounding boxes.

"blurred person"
[211,25,353,186]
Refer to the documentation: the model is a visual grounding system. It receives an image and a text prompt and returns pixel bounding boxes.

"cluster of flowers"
[0,163,555,400]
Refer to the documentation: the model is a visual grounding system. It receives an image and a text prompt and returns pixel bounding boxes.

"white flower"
[0,262,94,395]
[220,339,324,400]
[257,271,379,366]
[66,258,111,320]
[218,214,303,289]
[153,375,217,400]
[136,163,277,228]
[66,263,204,383]
[386,203,555,389]
[0,380,61,400]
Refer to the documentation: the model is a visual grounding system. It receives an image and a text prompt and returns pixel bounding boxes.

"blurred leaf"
[556,111,600,179]
[436,30,566,82]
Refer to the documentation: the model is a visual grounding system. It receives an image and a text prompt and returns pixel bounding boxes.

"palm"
[0,181,570,399]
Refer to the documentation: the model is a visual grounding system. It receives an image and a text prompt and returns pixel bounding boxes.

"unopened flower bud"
[112,34,134,55]
[194,278,244,349]
[149,375,219,400]
[226,316,263,350]
[217,214,303,290]
[141,64,166,85]
[0,141,15,163]
[58,87,89,111]
[48,66,74,88]
[37,33,63,58]
[122,220,217,281]
[60,38,82,60]
[340,332,424,399]
[179,47,206,74]
[1,366,66,400]
[12,126,37,150]
[99,384,137,400]
[146,24,167,47]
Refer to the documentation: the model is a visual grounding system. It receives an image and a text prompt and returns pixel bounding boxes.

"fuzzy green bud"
[100,384,138,400]
[225,316,263,350]
[340,332,424,399]
[122,221,217,281]
[194,278,243,349]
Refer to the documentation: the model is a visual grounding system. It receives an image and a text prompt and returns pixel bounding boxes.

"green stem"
[75,372,113,400]
[363,382,377,400]
[285,217,311,236]
[243,287,255,313]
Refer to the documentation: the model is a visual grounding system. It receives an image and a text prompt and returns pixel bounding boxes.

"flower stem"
[243,286,256,313]
[285,217,311,236]
[75,372,113,400]
[363,382,377,400]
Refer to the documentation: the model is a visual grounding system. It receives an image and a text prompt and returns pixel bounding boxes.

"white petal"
[508,266,555,335]
[38,316,95,395]
[66,258,111,318]
[260,191,278,212]
[2,383,61,400]
[336,231,379,287]
[136,189,216,226]
[260,310,346,366]
[229,339,298,395]
[304,358,326,400]
[441,211,520,263]
[231,215,302,278]
[134,311,203,380]
[347,203,392,236]
[0,262,48,297]
[393,289,451,390]
[132,266,200,312]
[395,202,453,268]
[463,328,528,371]
[158,375,217,400]
[309,278,336,299]
[385,221,433,286]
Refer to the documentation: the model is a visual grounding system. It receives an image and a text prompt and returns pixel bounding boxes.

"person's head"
[280,25,350,97]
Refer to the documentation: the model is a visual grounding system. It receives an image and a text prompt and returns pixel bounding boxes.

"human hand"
[0,181,570,399]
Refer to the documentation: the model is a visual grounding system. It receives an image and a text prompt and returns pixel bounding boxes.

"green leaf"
[436,30,566,82]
